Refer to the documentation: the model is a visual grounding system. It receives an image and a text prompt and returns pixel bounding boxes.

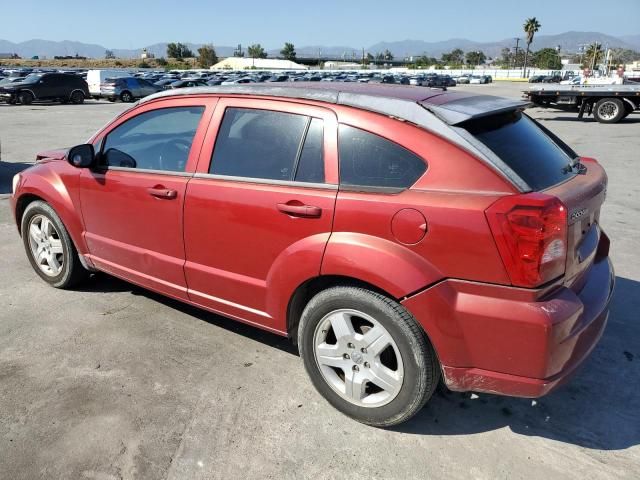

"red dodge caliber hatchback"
[11,84,614,426]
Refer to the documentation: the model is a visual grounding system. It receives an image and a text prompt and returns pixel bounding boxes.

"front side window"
[102,106,204,172]
[210,108,324,183]
[338,125,427,189]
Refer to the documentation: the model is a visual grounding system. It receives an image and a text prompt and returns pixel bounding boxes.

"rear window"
[462,111,576,190]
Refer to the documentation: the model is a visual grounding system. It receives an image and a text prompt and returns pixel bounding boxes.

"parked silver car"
[101,77,162,102]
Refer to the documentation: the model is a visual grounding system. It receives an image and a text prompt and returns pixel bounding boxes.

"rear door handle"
[148,186,177,199]
[276,203,322,218]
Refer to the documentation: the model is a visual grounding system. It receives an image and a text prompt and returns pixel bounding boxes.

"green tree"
[383,49,394,61]
[248,44,267,59]
[415,55,439,68]
[522,17,541,76]
[281,42,297,61]
[583,42,604,70]
[441,48,464,66]
[167,42,194,59]
[197,44,218,68]
[465,50,486,66]
[609,48,640,65]
[532,48,562,69]
[156,57,168,67]
[497,47,512,67]
[105,50,115,59]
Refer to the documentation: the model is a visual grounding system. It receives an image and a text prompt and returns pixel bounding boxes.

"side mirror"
[67,144,95,168]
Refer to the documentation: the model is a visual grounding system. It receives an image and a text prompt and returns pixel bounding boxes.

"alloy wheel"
[27,214,64,277]
[313,309,404,408]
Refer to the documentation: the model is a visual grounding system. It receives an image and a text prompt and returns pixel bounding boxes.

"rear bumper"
[402,254,614,398]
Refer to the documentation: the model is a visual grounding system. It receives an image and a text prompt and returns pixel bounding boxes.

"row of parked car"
[0,66,495,105]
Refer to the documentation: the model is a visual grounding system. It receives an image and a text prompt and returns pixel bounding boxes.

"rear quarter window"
[338,125,426,190]
[461,111,576,190]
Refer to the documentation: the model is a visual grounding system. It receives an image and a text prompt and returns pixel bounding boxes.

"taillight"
[486,193,567,288]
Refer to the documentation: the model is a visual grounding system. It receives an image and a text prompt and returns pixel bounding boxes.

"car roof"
[139,82,529,126]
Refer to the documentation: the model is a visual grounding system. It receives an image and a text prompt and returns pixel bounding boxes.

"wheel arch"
[14,169,90,262]
[286,275,398,344]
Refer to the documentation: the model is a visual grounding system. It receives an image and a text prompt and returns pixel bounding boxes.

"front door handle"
[277,202,322,218]
[148,186,177,199]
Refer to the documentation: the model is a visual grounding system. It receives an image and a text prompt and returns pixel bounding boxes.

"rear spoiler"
[420,95,531,125]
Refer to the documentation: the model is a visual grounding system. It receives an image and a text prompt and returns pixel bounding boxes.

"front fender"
[13,161,88,257]
[321,232,444,299]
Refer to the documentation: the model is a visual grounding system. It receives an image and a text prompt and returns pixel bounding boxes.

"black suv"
[0,72,89,105]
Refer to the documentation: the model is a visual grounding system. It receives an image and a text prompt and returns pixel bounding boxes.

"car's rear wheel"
[70,90,85,104]
[298,286,440,427]
[18,91,33,105]
[21,201,88,288]
[594,98,625,123]
[120,91,134,103]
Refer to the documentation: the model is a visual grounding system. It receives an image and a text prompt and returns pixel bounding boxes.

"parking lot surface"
[0,83,639,480]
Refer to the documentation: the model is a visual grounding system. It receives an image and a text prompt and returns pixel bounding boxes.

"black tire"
[21,201,88,289]
[120,91,134,103]
[594,98,625,124]
[18,91,34,105]
[298,286,440,427]
[70,90,85,104]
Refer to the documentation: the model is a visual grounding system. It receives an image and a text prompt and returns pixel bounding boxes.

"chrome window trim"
[103,166,193,177]
[193,173,337,190]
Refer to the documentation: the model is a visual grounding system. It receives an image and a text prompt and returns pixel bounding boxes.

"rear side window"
[338,125,426,189]
[295,118,324,183]
[461,111,575,190]
[211,108,324,183]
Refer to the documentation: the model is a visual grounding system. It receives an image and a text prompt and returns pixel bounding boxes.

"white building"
[210,57,308,70]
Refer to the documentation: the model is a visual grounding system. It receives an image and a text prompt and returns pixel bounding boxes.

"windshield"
[462,111,577,190]
[22,73,43,84]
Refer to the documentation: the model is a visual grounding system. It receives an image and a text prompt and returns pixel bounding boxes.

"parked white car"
[560,76,582,85]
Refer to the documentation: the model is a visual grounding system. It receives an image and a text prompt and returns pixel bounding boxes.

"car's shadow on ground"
[80,273,639,450]
[78,273,298,356]
[0,162,33,194]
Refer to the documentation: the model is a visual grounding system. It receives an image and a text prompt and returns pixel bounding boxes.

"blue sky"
[3,0,639,48]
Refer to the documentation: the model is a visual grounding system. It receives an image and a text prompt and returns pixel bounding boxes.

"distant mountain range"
[1,31,638,61]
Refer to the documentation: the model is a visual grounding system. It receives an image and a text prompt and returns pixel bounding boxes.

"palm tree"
[522,17,541,77]
[583,42,604,70]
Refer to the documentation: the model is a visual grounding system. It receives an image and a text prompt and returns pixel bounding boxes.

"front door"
[79,99,214,299]
[183,98,339,330]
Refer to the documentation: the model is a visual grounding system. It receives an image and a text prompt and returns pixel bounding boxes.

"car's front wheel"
[298,286,440,427]
[21,201,88,288]
[18,91,34,105]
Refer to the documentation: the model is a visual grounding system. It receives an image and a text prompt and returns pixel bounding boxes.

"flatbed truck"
[523,84,640,123]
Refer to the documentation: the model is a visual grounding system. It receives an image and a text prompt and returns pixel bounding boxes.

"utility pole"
[590,42,600,73]
[513,38,520,70]
[362,48,365,69]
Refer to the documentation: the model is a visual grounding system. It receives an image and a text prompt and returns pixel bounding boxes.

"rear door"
[80,97,216,299]
[183,98,338,328]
